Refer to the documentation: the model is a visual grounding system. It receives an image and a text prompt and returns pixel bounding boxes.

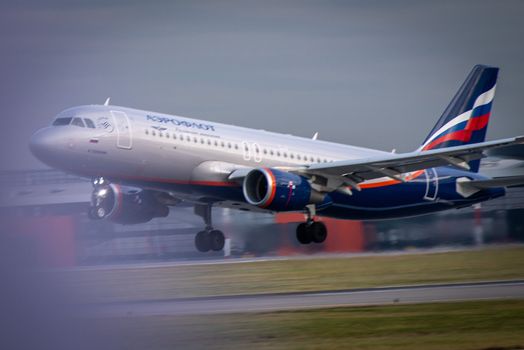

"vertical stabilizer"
[420,65,498,172]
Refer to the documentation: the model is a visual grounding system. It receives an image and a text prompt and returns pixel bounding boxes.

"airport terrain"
[66,245,524,302]
[98,300,524,350]
[66,245,524,349]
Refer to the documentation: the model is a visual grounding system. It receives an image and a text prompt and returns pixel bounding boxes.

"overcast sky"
[1,0,523,170]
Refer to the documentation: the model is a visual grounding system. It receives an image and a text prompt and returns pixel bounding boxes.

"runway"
[91,280,524,316]
[69,244,523,272]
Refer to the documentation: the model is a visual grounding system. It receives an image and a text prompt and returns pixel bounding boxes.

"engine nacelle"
[242,168,324,211]
[89,184,169,224]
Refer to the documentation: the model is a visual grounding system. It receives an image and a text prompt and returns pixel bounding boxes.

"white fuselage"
[31,105,388,185]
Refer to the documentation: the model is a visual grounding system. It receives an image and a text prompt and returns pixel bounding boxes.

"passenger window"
[152,131,156,136]
[71,117,85,127]
[145,129,149,135]
[52,117,72,126]
[84,118,95,128]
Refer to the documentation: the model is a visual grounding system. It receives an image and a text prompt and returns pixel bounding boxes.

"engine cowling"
[242,168,324,211]
[89,184,169,224]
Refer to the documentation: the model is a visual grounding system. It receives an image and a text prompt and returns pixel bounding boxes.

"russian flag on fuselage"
[419,65,498,172]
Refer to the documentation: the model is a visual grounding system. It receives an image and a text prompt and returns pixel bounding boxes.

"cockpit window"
[71,117,85,127]
[84,118,95,128]
[52,117,72,126]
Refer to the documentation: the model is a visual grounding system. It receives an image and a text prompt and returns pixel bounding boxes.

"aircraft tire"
[296,223,312,244]
[209,230,225,251]
[87,207,99,220]
[311,221,327,243]
[195,230,211,252]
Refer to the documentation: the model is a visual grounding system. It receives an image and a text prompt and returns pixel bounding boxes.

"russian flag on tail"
[420,65,498,172]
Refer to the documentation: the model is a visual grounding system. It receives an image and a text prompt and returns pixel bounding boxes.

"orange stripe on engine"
[261,168,277,208]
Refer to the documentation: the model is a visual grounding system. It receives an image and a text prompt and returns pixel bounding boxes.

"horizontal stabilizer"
[466,175,524,189]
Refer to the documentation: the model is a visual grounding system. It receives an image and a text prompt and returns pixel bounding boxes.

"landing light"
[94,177,106,186]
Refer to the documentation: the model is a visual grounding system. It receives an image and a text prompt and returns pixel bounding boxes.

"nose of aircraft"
[29,127,64,165]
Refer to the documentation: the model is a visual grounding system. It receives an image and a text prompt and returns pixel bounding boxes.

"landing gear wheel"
[194,204,227,253]
[296,223,312,244]
[87,207,99,220]
[96,207,106,219]
[209,230,225,251]
[195,231,211,252]
[310,221,327,243]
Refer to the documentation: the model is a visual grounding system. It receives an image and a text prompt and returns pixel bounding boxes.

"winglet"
[104,97,111,106]
[312,132,319,140]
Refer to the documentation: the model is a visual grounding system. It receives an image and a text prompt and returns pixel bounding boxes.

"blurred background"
[1,1,524,349]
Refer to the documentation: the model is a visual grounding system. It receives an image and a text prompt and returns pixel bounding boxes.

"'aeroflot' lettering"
[146,115,216,131]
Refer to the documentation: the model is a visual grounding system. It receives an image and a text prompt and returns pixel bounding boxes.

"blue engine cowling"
[242,168,322,211]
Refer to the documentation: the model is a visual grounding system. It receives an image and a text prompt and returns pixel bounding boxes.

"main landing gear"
[194,204,225,252]
[296,205,328,244]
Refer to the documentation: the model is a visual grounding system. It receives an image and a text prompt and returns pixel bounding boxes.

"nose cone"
[29,128,64,166]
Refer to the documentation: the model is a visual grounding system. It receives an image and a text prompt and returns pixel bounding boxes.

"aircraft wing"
[297,136,524,191]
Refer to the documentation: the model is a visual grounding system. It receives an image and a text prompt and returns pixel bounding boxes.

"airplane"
[29,65,524,252]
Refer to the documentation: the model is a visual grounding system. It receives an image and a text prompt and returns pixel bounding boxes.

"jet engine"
[242,168,325,211]
[89,184,169,224]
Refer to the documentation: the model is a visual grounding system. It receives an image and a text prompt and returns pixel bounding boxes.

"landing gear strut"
[194,204,225,252]
[296,205,328,244]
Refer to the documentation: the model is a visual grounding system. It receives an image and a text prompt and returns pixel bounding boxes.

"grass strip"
[102,299,524,350]
[65,245,524,302]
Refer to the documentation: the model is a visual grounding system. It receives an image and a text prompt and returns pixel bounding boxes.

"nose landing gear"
[296,205,328,245]
[194,204,225,253]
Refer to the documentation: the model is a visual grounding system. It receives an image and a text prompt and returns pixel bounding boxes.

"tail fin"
[420,65,498,171]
